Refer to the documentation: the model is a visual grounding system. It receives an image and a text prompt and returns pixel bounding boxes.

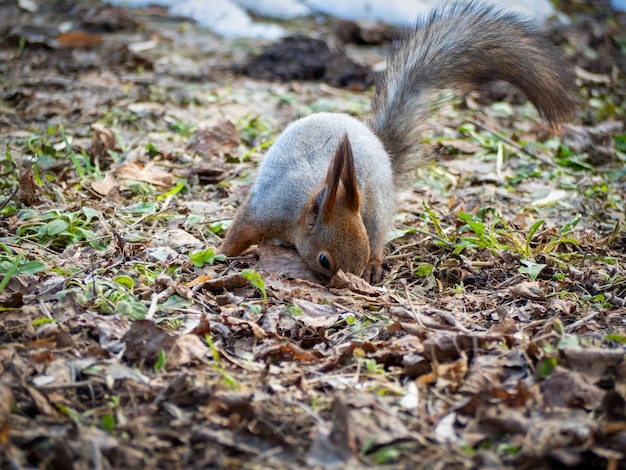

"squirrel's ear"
[322,134,360,222]
[337,134,360,212]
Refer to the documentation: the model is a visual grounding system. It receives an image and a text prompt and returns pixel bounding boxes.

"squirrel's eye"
[318,253,331,271]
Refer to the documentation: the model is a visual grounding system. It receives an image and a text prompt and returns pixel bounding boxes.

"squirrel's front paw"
[362,260,383,284]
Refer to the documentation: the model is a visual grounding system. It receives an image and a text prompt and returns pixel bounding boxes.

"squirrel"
[218,1,578,283]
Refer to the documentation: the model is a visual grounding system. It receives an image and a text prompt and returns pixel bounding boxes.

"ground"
[1,1,626,469]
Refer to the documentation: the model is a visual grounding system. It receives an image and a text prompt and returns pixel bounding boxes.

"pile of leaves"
[1,1,625,468]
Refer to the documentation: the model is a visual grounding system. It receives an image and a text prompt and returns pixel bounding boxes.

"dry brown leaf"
[0,379,13,445]
[123,320,175,367]
[25,385,58,417]
[91,172,118,196]
[200,273,249,292]
[546,298,577,316]
[152,228,203,252]
[388,321,428,339]
[460,353,504,395]
[423,331,475,362]
[43,358,72,386]
[328,270,380,296]
[510,281,546,300]
[560,346,624,381]
[185,274,213,288]
[255,341,319,363]
[90,123,117,158]
[435,351,468,391]
[541,367,604,410]
[56,30,102,48]
[189,312,212,337]
[0,291,23,309]
[17,163,40,206]
[293,298,341,329]
[479,403,529,435]
[187,120,240,157]
[115,161,173,186]
[438,138,483,154]
[167,334,209,369]
[261,305,281,335]
[223,316,267,341]
[258,243,323,283]
[524,410,597,459]
[308,391,413,466]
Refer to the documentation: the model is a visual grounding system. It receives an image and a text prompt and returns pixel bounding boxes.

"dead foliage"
[1,1,626,469]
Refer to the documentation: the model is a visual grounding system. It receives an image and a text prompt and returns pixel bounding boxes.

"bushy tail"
[370,0,578,186]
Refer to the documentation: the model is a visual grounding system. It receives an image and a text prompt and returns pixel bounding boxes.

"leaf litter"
[1,1,626,469]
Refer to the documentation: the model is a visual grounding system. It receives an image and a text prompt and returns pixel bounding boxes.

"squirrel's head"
[297,134,370,277]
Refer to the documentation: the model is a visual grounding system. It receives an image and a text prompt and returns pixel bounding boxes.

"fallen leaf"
[541,367,604,410]
[115,161,173,186]
[510,281,546,300]
[105,364,150,384]
[479,403,529,435]
[293,298,341,329]
[531,190,569,207]
[123,320,175,367]
[91,172,118,196]
[0,292,23,309]
[189,312,212,337]
[185,274,211,288]
[42,358,73,386]
[167,334,208,369]
[434,412,459,444]
[199,273,249,292]
[328,270,380,296]
[17,162,40,206]
[0,378,13,444]
[152,228,204,252]
[187,120,240,157]
[435,351,468,391]
[223,316,267,341]
[438,139,483,154]
[258,243,323,283]
[254,341,319,363]
[56,31,102,48]
[559,346,624,381]
[25,385,58,416]
[423,331,475,362]
[460,353,505,395]
[90,124,118,159]
[175,161,225,184]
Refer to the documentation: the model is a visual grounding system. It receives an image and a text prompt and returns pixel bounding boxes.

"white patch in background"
[611,0,626,9]
[233,0,312,19]
[171,0,285,38]
[104,0,562,38]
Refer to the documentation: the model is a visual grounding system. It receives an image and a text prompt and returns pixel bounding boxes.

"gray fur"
[246,112,396,256]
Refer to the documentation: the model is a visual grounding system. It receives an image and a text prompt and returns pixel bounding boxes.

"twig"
[565,310,600,332]
[401,279,426,328]
[0,185,19,213]
[386,250,419,261]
